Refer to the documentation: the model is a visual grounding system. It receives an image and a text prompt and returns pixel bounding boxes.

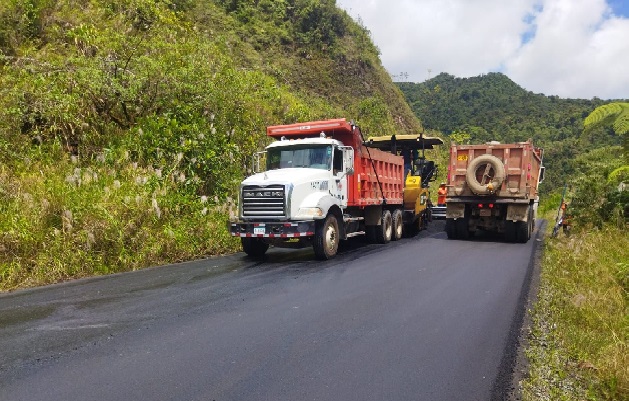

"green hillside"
[397,72,625,189]
[0,0,422,290]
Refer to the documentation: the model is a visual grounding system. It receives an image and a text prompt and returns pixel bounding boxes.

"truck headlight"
[296,207,324,218]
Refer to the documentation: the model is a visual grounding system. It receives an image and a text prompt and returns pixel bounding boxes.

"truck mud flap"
[506,204,529,222]
[446,203,465,219]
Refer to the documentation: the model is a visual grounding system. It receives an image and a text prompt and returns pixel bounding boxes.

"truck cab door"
[331,146,353,207]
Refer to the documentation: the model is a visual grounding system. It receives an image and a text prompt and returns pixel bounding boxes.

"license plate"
[479,209,491,217]
[253,226,266,235]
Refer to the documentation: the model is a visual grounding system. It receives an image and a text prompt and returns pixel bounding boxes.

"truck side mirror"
[338,145,354,175]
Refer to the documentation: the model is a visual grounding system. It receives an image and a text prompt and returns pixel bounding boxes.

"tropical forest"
[0,0,626,400]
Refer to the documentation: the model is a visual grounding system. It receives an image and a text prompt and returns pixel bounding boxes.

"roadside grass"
[0,145,240,292]
[522,224,628,400]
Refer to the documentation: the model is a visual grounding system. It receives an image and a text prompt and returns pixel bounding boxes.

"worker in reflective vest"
[561,202,572,236]
[437,182,447,206]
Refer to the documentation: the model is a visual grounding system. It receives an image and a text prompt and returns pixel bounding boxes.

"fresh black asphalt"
[0,220,544,401]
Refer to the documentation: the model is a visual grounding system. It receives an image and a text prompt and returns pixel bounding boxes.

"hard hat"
[440,182,446,186]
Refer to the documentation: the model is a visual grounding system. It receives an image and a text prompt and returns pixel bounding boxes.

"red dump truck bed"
[447,141,543,201]
[267,119,404,207]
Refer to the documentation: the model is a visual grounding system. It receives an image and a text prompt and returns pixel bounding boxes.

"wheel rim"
[395,217,403,238]
[384,217,392,239]
[325,223,337,252]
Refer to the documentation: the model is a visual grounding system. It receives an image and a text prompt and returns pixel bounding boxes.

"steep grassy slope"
[0,0,421,290]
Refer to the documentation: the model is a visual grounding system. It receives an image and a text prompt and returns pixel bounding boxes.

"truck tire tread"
[505,220,517,242]
[456,218,470,240]
[392,209,403,241]
[313,215,340,260]
[445,218,457,239]
[516,220,529,243]
[375,210,393,244]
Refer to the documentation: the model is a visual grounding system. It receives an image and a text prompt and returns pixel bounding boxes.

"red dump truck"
[445,140,544,242]
[230,119,406,259]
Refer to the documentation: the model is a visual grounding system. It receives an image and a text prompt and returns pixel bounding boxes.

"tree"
[584,102,629,158]
[584,102,629,135]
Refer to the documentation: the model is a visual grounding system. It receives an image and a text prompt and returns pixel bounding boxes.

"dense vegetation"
[398,72,627,190]
[1,1,626,399]
[523,165,628,401]
[0,0,421,290]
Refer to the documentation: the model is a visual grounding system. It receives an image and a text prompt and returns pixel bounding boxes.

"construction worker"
[561,202,572,236]
[437,182,447,206]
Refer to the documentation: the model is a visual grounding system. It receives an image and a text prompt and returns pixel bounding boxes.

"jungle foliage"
[397,72,627,191]
[0,0,420,289]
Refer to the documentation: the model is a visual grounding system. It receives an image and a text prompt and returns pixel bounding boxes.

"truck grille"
[241,185,286,218]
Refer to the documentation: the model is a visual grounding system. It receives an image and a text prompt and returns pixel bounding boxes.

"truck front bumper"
[230,220,316,238]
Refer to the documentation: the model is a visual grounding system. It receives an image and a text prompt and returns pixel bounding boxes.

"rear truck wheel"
[456,217,470,240]
[313,214,340,260]
[516,220,530,243]
[529,207,535,239]
[445,218,457,239]
[375,209,393,244]
[365,226,377,243]
[504,220,517,243]
[516,206,533,243]
[241,237,269,258]
[465,154,506,195]
[392,209,403,241]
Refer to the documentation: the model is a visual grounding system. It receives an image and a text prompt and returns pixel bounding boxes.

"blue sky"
[337,0,629,99]
[609,0,629,17]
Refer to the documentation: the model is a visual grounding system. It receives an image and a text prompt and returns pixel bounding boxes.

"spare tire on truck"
[465,154,506,195]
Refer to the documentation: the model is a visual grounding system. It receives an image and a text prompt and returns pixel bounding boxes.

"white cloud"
[337,0,629,99]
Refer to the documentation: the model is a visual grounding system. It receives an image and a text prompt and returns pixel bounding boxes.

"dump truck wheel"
[516,207,533,243]
[392,209,403,241]
[313,214,339,260]
[528,207,535,239]
[456,218,470,240]
[445,218,457,239]
[376,209,393,244]
[504,220,517,242]
[241,237,269,258]
[516,221,529,243]
[466,154,506,195]
[365,226,377,243]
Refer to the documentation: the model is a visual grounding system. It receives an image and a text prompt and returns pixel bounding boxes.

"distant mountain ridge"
[397,72,613,141]
[396,72,625,189]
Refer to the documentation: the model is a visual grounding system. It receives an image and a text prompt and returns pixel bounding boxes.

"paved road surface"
[0,221,542,401]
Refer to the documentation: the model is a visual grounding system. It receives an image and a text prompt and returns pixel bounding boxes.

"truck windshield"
[267,145,332,171]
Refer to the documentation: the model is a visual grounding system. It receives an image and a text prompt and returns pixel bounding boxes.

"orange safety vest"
[437,187,447,205]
